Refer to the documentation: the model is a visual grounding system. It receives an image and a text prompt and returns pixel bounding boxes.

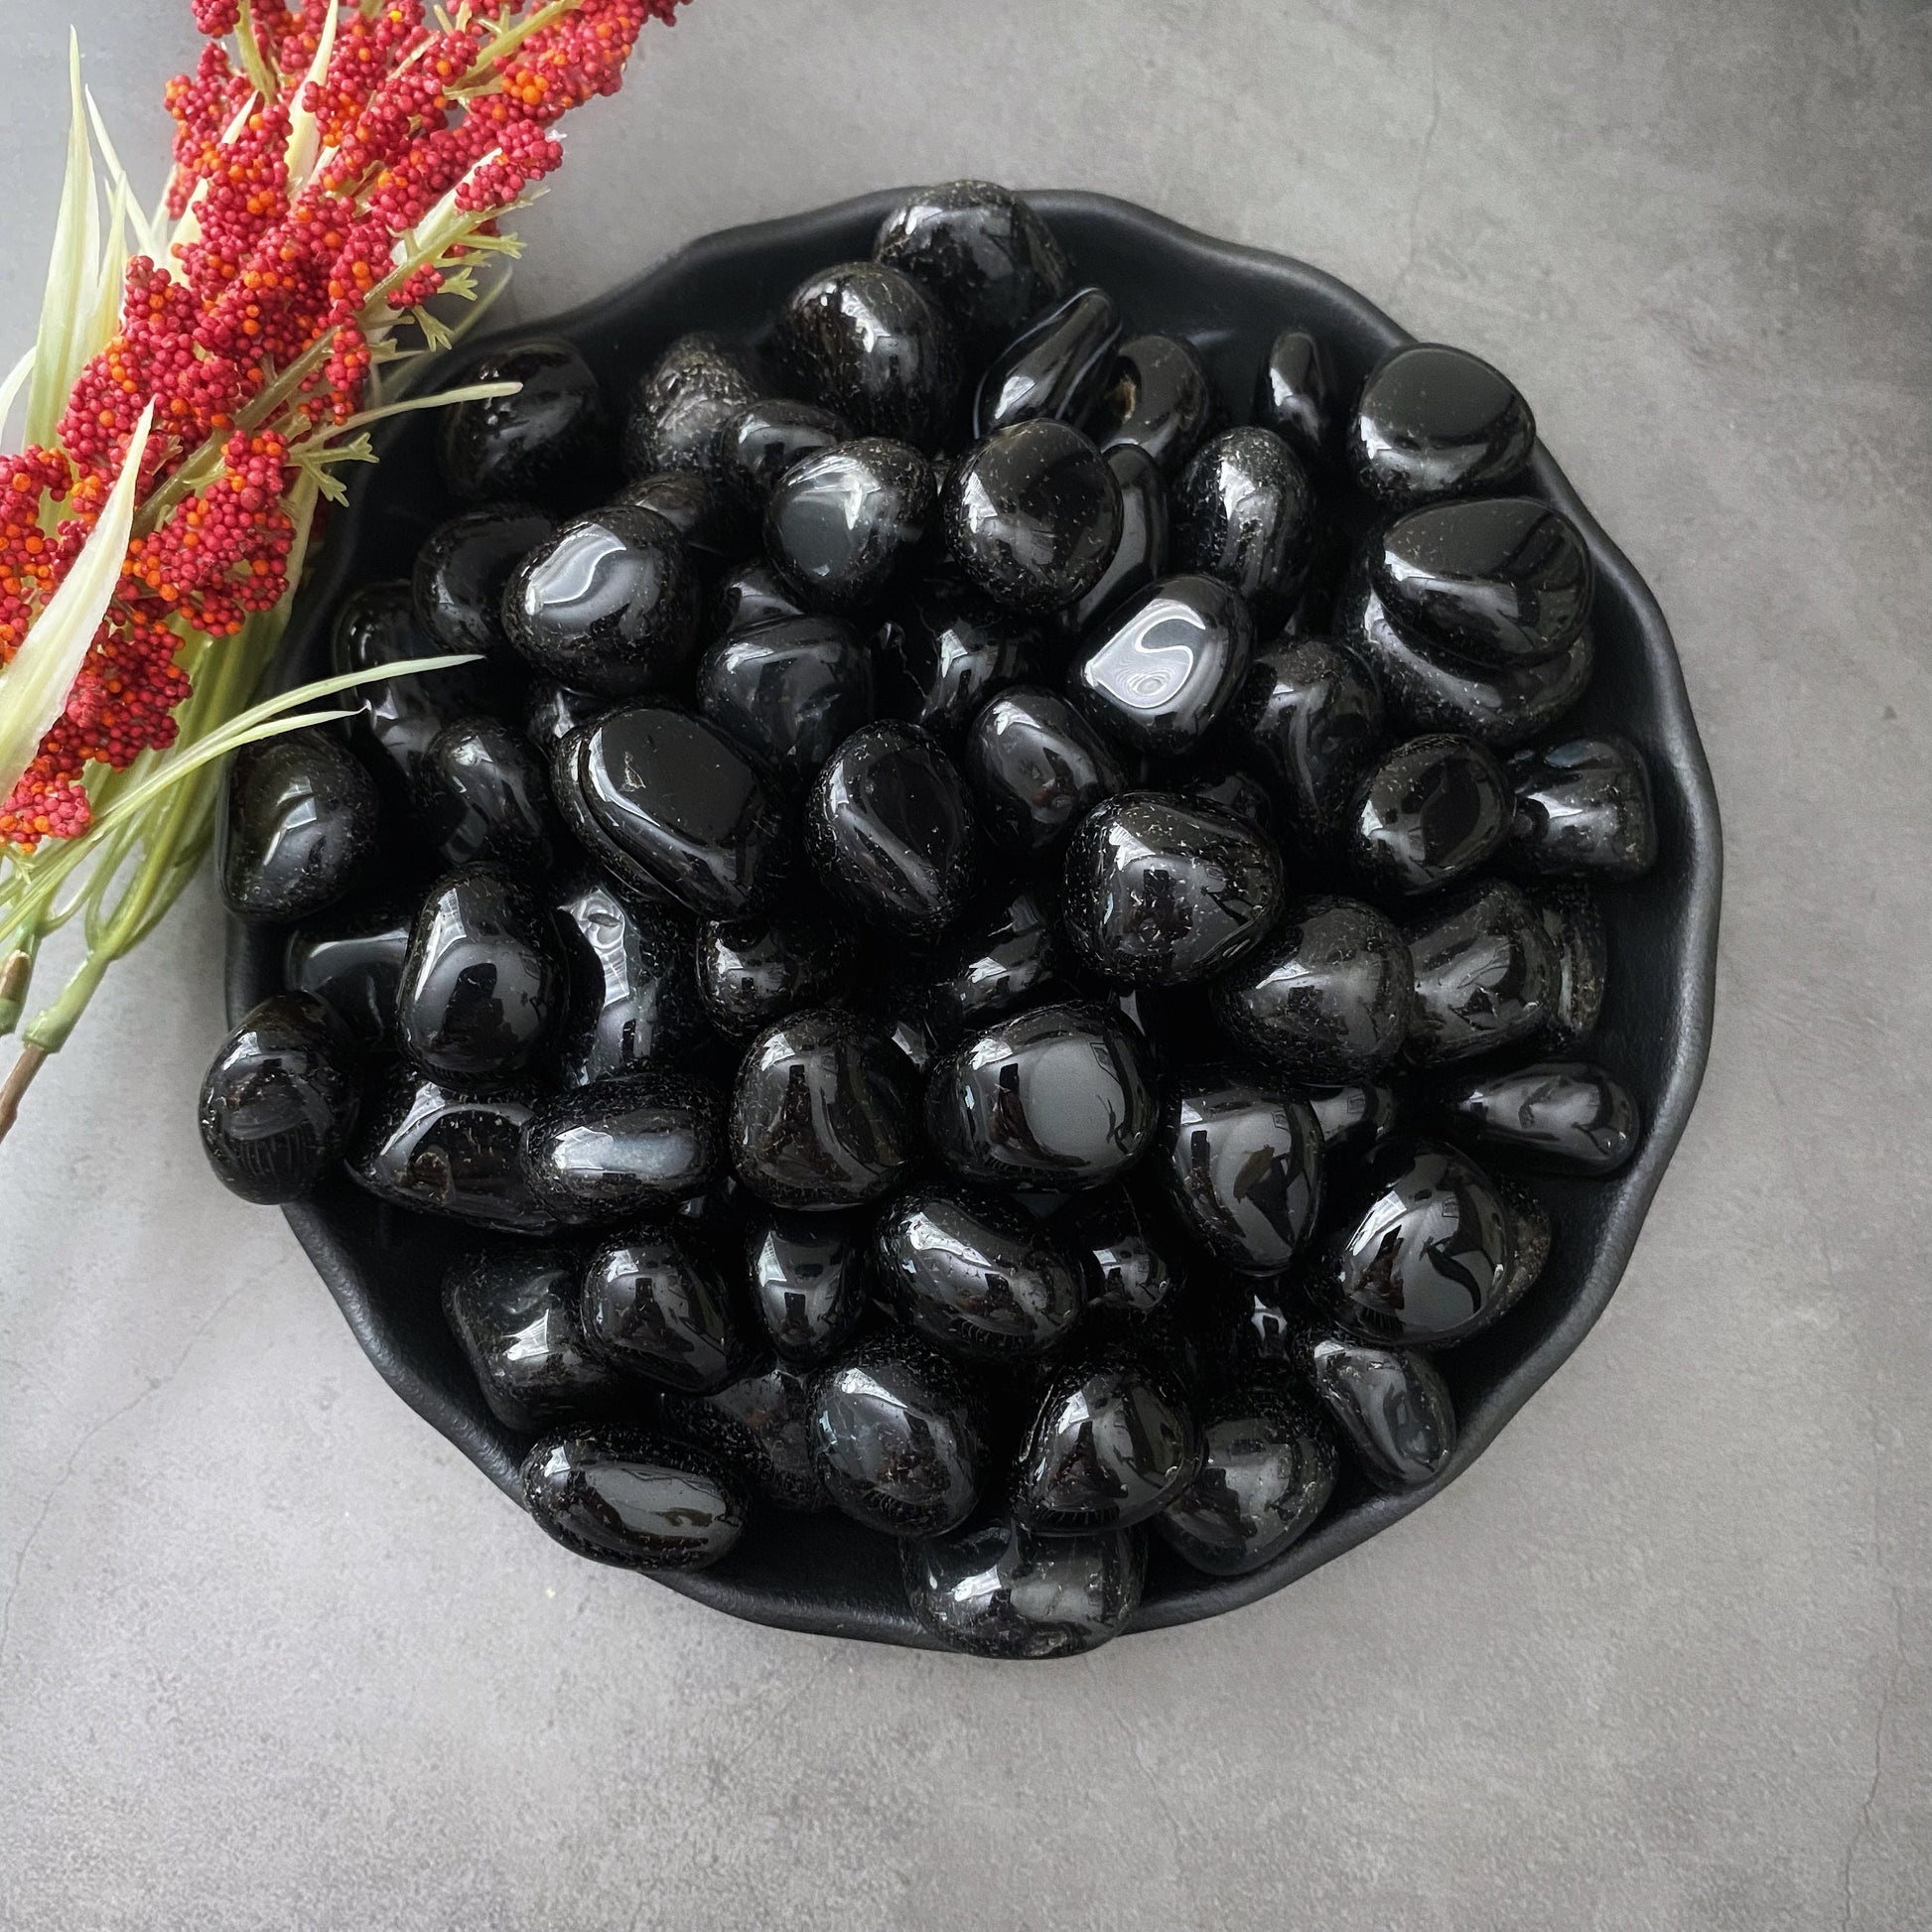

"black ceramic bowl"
[227,190,1722,1650]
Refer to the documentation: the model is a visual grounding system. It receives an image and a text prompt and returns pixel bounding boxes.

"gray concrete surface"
[2,2,1927,1927]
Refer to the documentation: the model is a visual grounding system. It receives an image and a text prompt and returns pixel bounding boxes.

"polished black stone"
[443,1248,624,1434]
[745,1210,870,1364]
[520,1071,724,1225]
[1346,342,1536,506]
[1432,1058,1640,1174]
[345,1066,555,1232]
[549,871,703,1088]
[1155,1380,1336,1577]
[774,260,961,446]
[729,1008,919,1209]
[620,332,759,479]
[1012,1347,1200,1533]
[1341,581,1593,750]
[1159,1075,1323,1274]
[500,504,700,697]
[1310,1138,1513,1346]
[714,556,806,634]
[873,577,1038,742]
[1506,735,1658,880]
[1232,635,1386,838]
[973,285,1121,437]
[414,714,555,871]
[1062,792,1284,987]
[439,338,607,503]
[610,469,754,572]
[1173,428,1315,629]
[872,180,1073,356]
[1375,496,1591,666]
[805,721,980,940]
[660,1362,831,1513]
[809,1333,990,1536]
[557,705,789,919]
[695,915,854,1036]
[716,396,851,502]
[1533,886,1607,1050]
[396,864,562,1088]
[283,896,412,1051]
[412,503,554,660]
[1210,895,1413,1079]
[581,1225,751,1394]
[1052,1184,1177,1315]
[522,1427,748,1571]
[924,999,1160,1191]
[902,1514,1144,1658]
[764,438,934,614]
[1254,328,1334,471]
[944,421,1122,615]
[523,681,609,755]
[876,1183,1085,1360]
[917,887,1061,1041]
[1068,575,1253,759]
[1183,760,1276,835]
[1298,1331,1457,1489]
[1057,442,1170,637]
[1405,880,1559,1065]
[1090,333,1215,477]
[219,732,379,924]
[199,993,359,1204]
[1345,732,1511,896]
[1306,1080,1401,1164]
[1489,1171,1553,1323]
[963,685,1126,856]
[696,613,875,791]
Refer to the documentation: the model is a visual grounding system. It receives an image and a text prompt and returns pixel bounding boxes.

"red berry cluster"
[1,0,690,850]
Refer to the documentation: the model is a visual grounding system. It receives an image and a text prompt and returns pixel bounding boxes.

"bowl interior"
[227,189,1721,1649]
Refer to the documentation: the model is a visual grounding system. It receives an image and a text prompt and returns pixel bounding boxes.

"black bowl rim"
[231,187,1723,1651]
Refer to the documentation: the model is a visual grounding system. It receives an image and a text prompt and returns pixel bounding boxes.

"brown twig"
[0,1043,48,1146]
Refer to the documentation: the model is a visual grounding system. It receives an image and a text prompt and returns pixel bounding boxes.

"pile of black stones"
[199,182,1658,1660]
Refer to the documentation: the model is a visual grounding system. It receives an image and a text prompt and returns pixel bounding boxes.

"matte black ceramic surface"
[230,190,1720,1651]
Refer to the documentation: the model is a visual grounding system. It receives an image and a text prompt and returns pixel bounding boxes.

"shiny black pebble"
[1057,442,1170,637]
[714,557,806,634]
[963,685,1125,856]
[746,1210,870,1365]
[520,1071,723,1225]
[1345,732,1511,896]
[1431,1058,1640,1174]
[283,897,412,1051]
[443,1248,623,1434]
[550,871,702,1088]
[717,396,851,502]
[764,438,934,614]
[522,1428,748,1571]
[581,1225,751,1394]
[439,338,606,503]
[1068,574,1253,759]
[1346,342,1536,506]
[218,731,378,923]
[1306,1080,1401,1164]
[413,714,554,870]
[412,503,553,660]
[1233,636,1385,837]
[1091,333,1215,477]
[199,993,359,1204]
[610,469,753,572]
[660,1363,831,1513]
[1405,880,1558,1065]
[1506,735,1658,880]
[874,578,1037,742]
[1183,760,1275,836]
[917,887,1061,1041]
[1534,887,1607,1049]
[1298,1331,1457,1489]
[695,915,853,1036]
[1052,1185,1177,1315]
[696,612,874,791]
[621,332,759,479]
[1159,1076,1323,1274]
[1173,428,1315,630]
[973,285,1120,437]
[1254,329,1334,470]
[524,681,608,755]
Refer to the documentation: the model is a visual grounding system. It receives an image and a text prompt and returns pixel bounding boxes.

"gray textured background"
[2,3,1927,1927]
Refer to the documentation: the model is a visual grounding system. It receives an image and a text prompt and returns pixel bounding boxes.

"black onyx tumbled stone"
[1254,328,1335,471]
[581,1227,749,1394]
[774,260,961,446]
[875,1183,1085,1361]
[695,915,853,1037]
[1155,1382,1337,1578]
[620,332,759,480]
[764,439,934,614]
[1013,1348,1200,1533]
[1053,1185,1177,1316]
[439,339,607,504]
[1533,887,1608,1050]
[660,1364,831,1514]
[696,613,875,794]
[550,870,703,1088]
[806,720,980,940]
[903,1515,1145,1659]
[1405,880,1558,1065]
[414,714,554,871]
[1298,1331,1457,1490]
[1090,333,1215,477]
[555,705,789,919]
[1345,732,1511,896]
[199,993,359,1205]
[345,1067,553,1232]
[1059,442,1170,637]
[524,681,609,756]
[745,1210,870,1365]
[443,1248,624,1434]
[874,577,1038,743]
[397,864,561,1089]
[1069,574,1253,760]
[716,396,851,502]
[1233,635,1386,838]
[1173,427,1315,630]
[810,1333,990,1537]
[1184,759,1276,836]
[413,503,554,660]
[1506,735,1658,880]
[1210,895,1413,1080]
[523,1428,748,1572]
[1062,792,1284,988]
[925,999,1159,1192]
[611,469,754,573]
[729,1008,918,1210]
[963,685,1126,857]
[1346,342,1536,507]
[917,886,1061,1043]
[519,1072,723,1226]
[714,556,806,635]
[973,285,1121,437]
[943,421,1122,615]
[218,731,378,923]
[1310,1139,1512,1347]
[1308,1082,1401,1163]
[500,504,700,697]
[1431,1058,1641,1174]
[1375,496,1591,666]
[283,896,412,1052]
[1159,1075,1324,1275]
[873,180,1073,357]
